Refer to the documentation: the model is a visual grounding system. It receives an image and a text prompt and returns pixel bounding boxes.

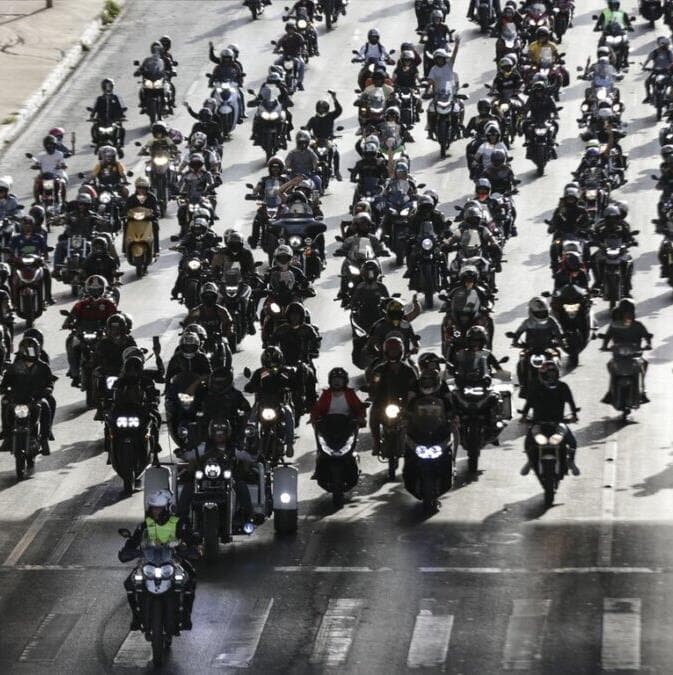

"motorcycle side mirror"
[417,183,426,189]
[335,235,343,242]
[243,366,251,379]
[631,230,640,236]
[454,205,462,211]
[559,53,566,58]
[170,235,180,242]
[389,49,396,55]
[576,66,583,72]
[77,172,85,179]
[392,292,401,298]
[270,40,277,45]
[134,141,142,146]
[591,14,598,20]
[354,89,361,94]
[25,152,33,159]
[247,88,256,95]
[60,309,70,316]
[127,170,134,177]
[133,60,140,66]
[245,183,255,189]
[541,291,551,298]
[544,218,551,224]
[254,261,264,267]
[462,83,469,88]
[86,106,93,112]
[499,356,510,364]
[352,49,359,55]
[118,528,131,538]
[652,175,660,180]
[284,5,289,9]
[505,331,515,339]
[484,83,492,89]
[47,246,54,252]
[597,332,606,339]
[336,126,344,131]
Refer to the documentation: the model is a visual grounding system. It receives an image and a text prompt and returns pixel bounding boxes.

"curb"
[0,3,126,154]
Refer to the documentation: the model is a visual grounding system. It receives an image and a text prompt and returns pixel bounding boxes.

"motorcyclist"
[465,98,503,160]
[273,21,306,90]
[48,127,72,158]
[89,78,127,152]
[368,298,419,357]
[643,35,673,104]
[521,80,559,158]
[548,184,590,236]
[165,331,212,385]
[311,367,367,425]
[123,177,160,256]
[138,122,179,161]
[285,130,322,193]
[357,28,394,64]
[118,490,200,631]
[10,216,54,305]
[491,56,524,114]
[80,235,119,286]
[521,360,580,476]
[526,26,559,68]
[350,141,389,194]
[133,42,166,113]
[594,0,633,32]
[368,336,418,454]
[425,41,462,139]
[265,244,312,301]
[291,3,320,56]
[244,345,297,455]
[467,0,502,21]
[446,203,503,272]
[210,230,255,281]
[0,337,55,455]
[481,148,517,197]
[600,298,652,404]
[404,194,447,277]
[393,49,422,89]
[184,283,234,363]
[350,259,389,314]
[184,104,225,150]
[32,134,67,202]
[423,10,453,72]
[591,203,636,296]
[53,192,104,273]
[304,92,343,181]
[0,177,23,221]
[553,251,589,290]
[473,124,509,176]
[91,145,129,198]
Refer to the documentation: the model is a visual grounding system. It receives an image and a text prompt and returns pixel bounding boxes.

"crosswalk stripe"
[406,599,455,669]
[309,598,364,667]
[212,598,274,668]
[18,612,81,662]
[112,631,151,669]
[601,598,641,671]
[502,599,551,670]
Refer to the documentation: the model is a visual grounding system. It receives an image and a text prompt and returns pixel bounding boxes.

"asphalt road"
[0,1,672,672]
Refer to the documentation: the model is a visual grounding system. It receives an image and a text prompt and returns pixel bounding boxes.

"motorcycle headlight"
[106,376,118,390]
[534,433,548,445]
[421,238,433,251]
[400,208,410,216]
[127,416,140,428]
[297,19,307,29]
[415,444,443,459]
[204,460,221,478]
[160,563,174,579]
[116,416,128,428]
[99,192,112,204]
[581,103,589,112]
[223,469,232,479]
[500,103,510,112]
[14,404,29,419]
[132,211,145,220]
[348,265,360,275]
[534,127,547,136]
[289,235,302,248]
[142,564,155,578]
[153,156,169,167]
[187,260,201,271]
[178,393,194,408]
[71,235,83,249]
[585,190,597,200]
[143,79,154,88]
[549,433,564,446]
[99,125,114,134]
[261,112,271,120]
[385,403,400,419]
[612,104,621,113]
[261,408,277,421]
[563,303,580,316]
[267,112,280,121]
[153,79,164,89]
[606,247,620,256]
[270,302,281,314]
[42,179,54,190]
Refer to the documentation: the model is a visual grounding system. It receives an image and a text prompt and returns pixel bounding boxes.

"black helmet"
[84,274,106,299]
[368,28,380,41]
[285,301,305,326]
[101,77,115,92]
[383,336,404,362]
[418,371,441,395]
[386,298,405,325]
[353,212,372,234]
[151,122,167,137]
[491,149,507,167]
[616,298,635,321]
[209,367,233,392]
[23,328,44,347]
[208,418,231,444]
[361,259,380,281]
[418,352,442,373]
[477,98,491,115]
[539,360,560,388]
[529,296,549,321]
[328,367,349,390]
[261,345,284,369]
[604,204,621,220]
[565,253,581,273]
[18,337,40,360]
[200,281,218,305]
[122,354,144,378]
[159,35,172,51]
[316,99,330,116]
[106,313,128,339]
[466,325,488,349]
[43,134,56,149]
[92,236,108,254]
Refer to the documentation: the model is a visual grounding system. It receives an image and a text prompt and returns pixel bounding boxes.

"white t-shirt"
[328,392,351,416]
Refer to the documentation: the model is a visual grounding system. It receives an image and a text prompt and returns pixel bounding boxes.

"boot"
[520,461,531,476]
[567,454,580,476]
[285,444,294,458]
[40,438,50,456]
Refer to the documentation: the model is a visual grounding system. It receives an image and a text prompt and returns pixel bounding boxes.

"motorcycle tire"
[542,465,555,507]
[424,289,434,310]
[71,283,79,298]
[85,376,96,410]
[135,262,146,279]
[326,10,333,30]
[203,506,220,561]
[151,600,165,666]
[273,508,297,534]
[15,451,25,481]
[332,490,344,509]
[421,478,439,513]
[251,5,258,20]
[123,475,134,496]
[388,456,398,481]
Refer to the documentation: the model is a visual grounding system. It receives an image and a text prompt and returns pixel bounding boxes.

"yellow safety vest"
[144,515,179,545]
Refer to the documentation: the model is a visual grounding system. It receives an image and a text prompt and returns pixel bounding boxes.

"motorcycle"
[133,61,168,124]
[118,530,196,666]
[378,397,407,480]
[6,398,43,480]
[495,22,523,62]
[7,251,50,327]
[244,0,264,20]
[640,0,664,26]
[138,145,175,218]
[522,2,552,42]
[124,207,155,278]
[349,291,389,369]
[96,186,125,234]
[597,21,631,71]
[248,88,287,159]
[657,214,673,284]
[319,0,347,30]
[335,234,377,307]
[314,415,359,508]
[427,82,468,158]
[506,331,560,401]
[394,86,420,127]
[528,120,556,177]
[87,108,125,156]
[599,339,649,420]
[409,221,443,309]
[385,190,415,266]
[553,0,575,42]
[108,406,155,494]
[595,234,636,309]
[548,285,594,366]
[219,267,252,349]
[475,0,496,33]
[164,371,203,448]
[211,79,241,138]
[271,217,326,281]
[356,88,387,131]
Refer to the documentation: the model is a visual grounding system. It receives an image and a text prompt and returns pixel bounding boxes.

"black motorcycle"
[6,397,43,480]
[314,415,359,508]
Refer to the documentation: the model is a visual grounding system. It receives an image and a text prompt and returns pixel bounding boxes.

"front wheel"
[388,456,398,481]
[542,465,555,507]
[151,599,165,666]
[274,508,297,534]
[15,451,25,481]
[421,478,438,514]
[202,507,219,561]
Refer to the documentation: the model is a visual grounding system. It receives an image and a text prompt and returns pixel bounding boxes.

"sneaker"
[520,461,531,476]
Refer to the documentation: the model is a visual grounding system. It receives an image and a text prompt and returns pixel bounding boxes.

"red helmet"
[49,127,65,141]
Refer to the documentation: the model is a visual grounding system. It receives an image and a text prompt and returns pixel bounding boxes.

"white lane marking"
[273,565,670,574]
[601,598,641,671]
[19,612,81,662]
[3,509,52,567]
[212,598,273,668]
[309,598,364,667]
[406,599,455,669]
[599,440,618,567]
[502,599,551,670]
[112,631,152,669]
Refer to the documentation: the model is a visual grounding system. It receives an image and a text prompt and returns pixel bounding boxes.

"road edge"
[0,0,129,158]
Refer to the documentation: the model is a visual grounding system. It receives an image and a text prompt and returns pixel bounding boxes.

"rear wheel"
[151,600,165,666]
[123,474,134,496]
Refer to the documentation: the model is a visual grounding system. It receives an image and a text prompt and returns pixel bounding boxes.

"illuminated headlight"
[585,190,597,200]
[225,285,238,294]
[14,405,29,419]
[607,247,620,256]
[204,460,221,478]
[348,264,360,275]
[284,60,294,70]
[243,521,255,535]
[269,302,281,314]
[106,376,118,390]
[174,572,185,582]
[421,238,433,251]
[319,433,355,456]
[223,470,232,479]
[195,470,204,480]
[142,564,155,578]
[279,492,291,504]
[116,416,140,428]
[99,192,112,204]
[187,260,201,271]
[347,282,354,288]
[597,90,607,101]
[70,236,83,249]
[152,79,164,89]
[581,103,589,112]
[535,128,547,136]
[415,444,443,459]
[153,156,169,167]
[178,393,194,408]
[132,211,145,220]
[297,19,307,29]
[534,433,548,445]
[99,125,114,134]
[21,257,33,265]
[612,104,621,113]
[143,79,154,88]
[464,387,484,396]
[385,403,400,419]
[133,572,143,583]
[42,179,54,190]
[400,208,410,216]
[549,433,564,446]
[530,354,545,368]
[289,235,302,248]
[563,303,580,317]
[500,103,510,112]
[261,408,277,421]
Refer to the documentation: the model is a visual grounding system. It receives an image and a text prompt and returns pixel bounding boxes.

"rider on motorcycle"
[594,0,633,32]
[0,177,22,221]
[591,203,636,295]
[10,216,54,305]
[304,92,343,181]
[32,134,67,203]
[89,78,127,151]
[91,145,129,198]
[643,36,673,104]
[425,40,462,139]
[521,80,559,158]
[273,22,306,90]
[526,26,559,67]
[285,130,322,193]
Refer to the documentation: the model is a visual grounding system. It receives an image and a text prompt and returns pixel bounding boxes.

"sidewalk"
[0,0,123,124]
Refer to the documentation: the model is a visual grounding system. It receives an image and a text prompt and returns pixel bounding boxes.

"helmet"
[604,204,621,219]
[98,145,117,162]
[77,192,93,207]
[0,262,10,282]
[564,185,580,200]
[285,20,296,31]
[0,177,10,192]
[423,188,439,206]
[459,264,479,283]
[227,43,240,57]
[121,346,144,364]
[43,134,56,149]
[585,146,600,162]
[433,48,449,61]
[530,80,546,93]
[466,325,488,349]
[363,141,378,157]
[417,194,434,210]
[464,205,482,225]
[208,419,231,444]
[84,274,106,299]
[597,108,612,122]
[477,98,491,115]
[616,298,635,320]
[394,160,409,176]
[135,176,150,189]
[372,69,386,82]
[184,323,207,345]
[491,149,507,167]
[353,210,372,229]
[273,244,293,266]
[597,45,610,57]
[21,215,35,230]
[261,345,284,369]
[267,155,285,171]
[401,49,415,62]
[368,28,380,40]
[179,331,200,357]
[536,26,550,39]
[48,127,65,140]
[608,0,620,7]
[499,57,514,71]
[150,41,163,54]
[267,71,282,84]
[383,335,404,362]
[361,259,380,281]
[106,313,128,339]
[191,131,207,149]
[101,78,114,92]
[565,253,581,272]
[18,337,40,360]
[431,8,443,21]
[476,177,491,193]
[189,153,204,169]
[354,200,372,215]
[614,200,629,218]
[296,130,311,146]
[539,360,560,388]
[285,301,305,326]
[658,36,671,48]
[209,367,233,393]
[662,144,673,159]
[418,371,441,395]
[385,106,400,121]
[159,35,172,50]
[485,124,501,139]
[328,367,349,390]
[23,327,44,347]
[147,490,172,524]
[418,352,442,373]
[151,122,167,137]
[386,298,405,324]
[528,296,549,321]
[200,281,219,305]
[316,99,330,116]
[220,47,234,61]
[226,230,244,251]
[28,205,45,228]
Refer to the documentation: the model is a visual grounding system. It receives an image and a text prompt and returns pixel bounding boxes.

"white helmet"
[0,177,11,191]
[147,490,172,509]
